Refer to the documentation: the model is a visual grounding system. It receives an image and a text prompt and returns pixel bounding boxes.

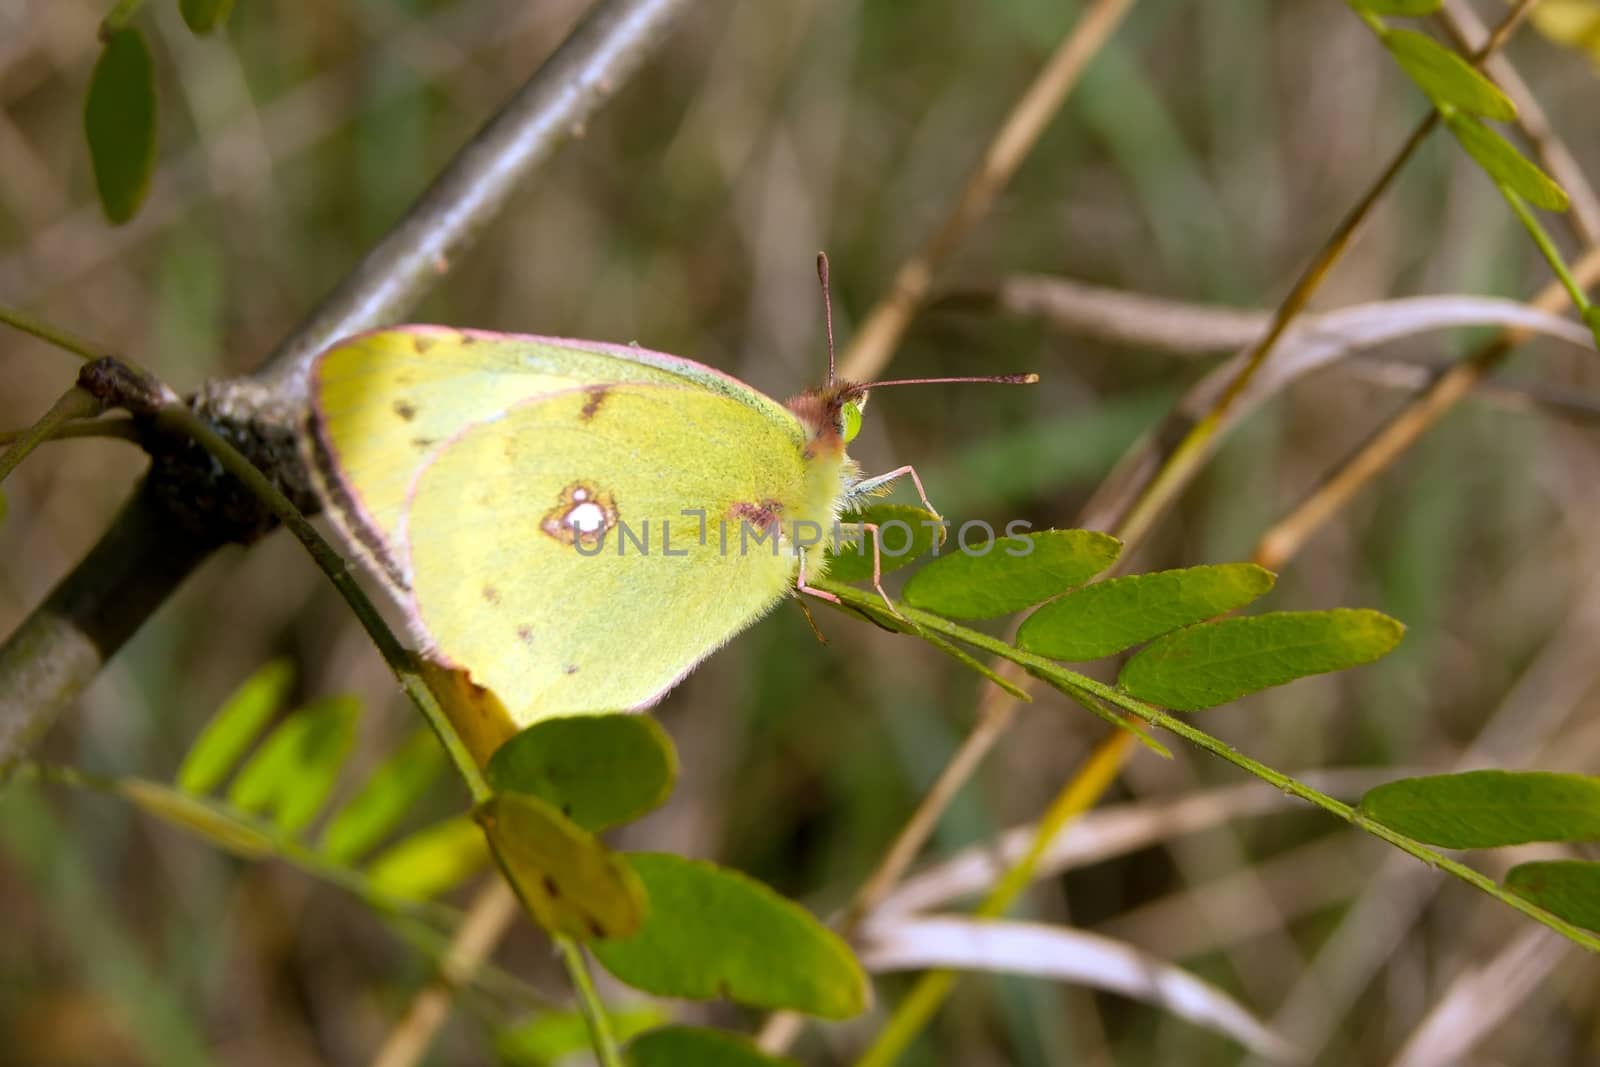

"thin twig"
[254,0,693,392]
[0,388,103,485]
[836,0,1137,383]
[0,304,116,362]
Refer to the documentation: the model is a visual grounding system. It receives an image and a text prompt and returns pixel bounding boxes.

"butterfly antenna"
[864,373,1040,388]
[817,251,837,386]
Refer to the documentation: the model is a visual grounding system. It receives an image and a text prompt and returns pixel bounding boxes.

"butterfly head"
[786,381,870,457]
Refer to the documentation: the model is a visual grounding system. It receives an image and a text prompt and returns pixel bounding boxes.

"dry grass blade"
[1078,295,1594,533]
[856,915,1300,1063]
[874,768,1403,918]
[1388,928,1567,1067]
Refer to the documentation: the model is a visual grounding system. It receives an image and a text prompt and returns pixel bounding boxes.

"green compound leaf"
[827,504,943,584]
[320,727,447,863]
[1383,29,1516,120]
[226,695,361,835]
[1445,112,1570,211]
[179,0,236,34]
[627,1026,802,1067]
[84,27,157,224]
[592,853,868,1019]
[1350,0,1442,14]
[1358,771,1600,848]
[1505,861,1600,933]
[366,815,490,901]
[902,529,1121,620]
[476,792,646,941]
[1018,563,1276,662]
[1117,609,1403,711]
[486,714,678,833]
[176,659,295,795]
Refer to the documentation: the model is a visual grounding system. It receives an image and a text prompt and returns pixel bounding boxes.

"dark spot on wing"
[580,386,609,422]
[393,399,417,421]
[563,664,579,675]
[482,585,500,605]
[542,875,561,899]
[411,436,436,449]
[412,335,436,354]
[731,499,783,532]
[517,625,535,645]
[587,915,608,939]
[459,334,478,346]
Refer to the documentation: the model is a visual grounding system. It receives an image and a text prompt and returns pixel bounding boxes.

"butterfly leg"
[836,521,904,619]
[795,546,842,605]
[845,464,942,524]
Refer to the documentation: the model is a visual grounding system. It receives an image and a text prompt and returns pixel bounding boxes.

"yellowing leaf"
[477,792,646,941]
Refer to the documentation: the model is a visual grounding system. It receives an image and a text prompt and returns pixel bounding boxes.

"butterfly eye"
[841,398,864,443]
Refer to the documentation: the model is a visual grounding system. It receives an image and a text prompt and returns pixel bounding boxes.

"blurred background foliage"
[3,0,1600,1063]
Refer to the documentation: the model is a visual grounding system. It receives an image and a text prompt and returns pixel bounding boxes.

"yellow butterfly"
[304,256,1032,731]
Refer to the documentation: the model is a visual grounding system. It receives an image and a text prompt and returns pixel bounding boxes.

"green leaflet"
[1018,563,1275,662]
[1505,861,1600,933]
[226,695,360,834]
[592,853,867,1018]
[365,815,489,901]
[1382,29,1515,120]
[827,504,944,584]
[1359,771,1600,848]
[85,28,157,223]
[902,529,1121,620]
[486,714,677,832]
[176,660,295,795]
[627,1026,802,1067]
[1117,609,1403,711]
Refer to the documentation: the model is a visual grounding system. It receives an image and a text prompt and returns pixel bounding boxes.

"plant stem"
[155,404,491,802]
[815,580,1600,954]
[558,937,622,1067]
[0,388,103,486]
[1503,188,1594,318]
[0,304,114,361]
